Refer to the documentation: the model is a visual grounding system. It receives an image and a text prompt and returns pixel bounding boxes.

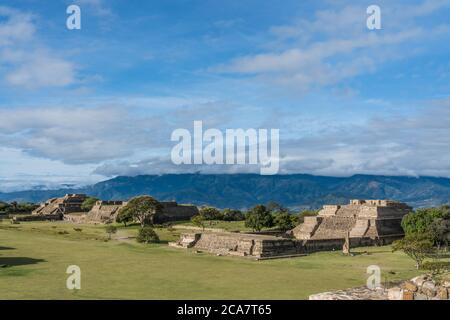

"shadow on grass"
[0,246,15,251]
[0,257,46,267]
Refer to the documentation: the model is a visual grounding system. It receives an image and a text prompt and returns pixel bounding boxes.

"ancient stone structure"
[154,202,199,224]
[30,195,198,224]
[32,194,87,217]
[86,201,127,223]
[170,232,304,258]
[84,200,198,224]
[171,200,412,258]
[292,199,411,243]
[309,274,450,300]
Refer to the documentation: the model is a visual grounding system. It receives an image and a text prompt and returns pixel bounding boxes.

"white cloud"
[213,1,450,92]
[0,6,76,89]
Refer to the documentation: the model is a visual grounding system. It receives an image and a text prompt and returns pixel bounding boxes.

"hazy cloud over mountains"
[0,0,449,190]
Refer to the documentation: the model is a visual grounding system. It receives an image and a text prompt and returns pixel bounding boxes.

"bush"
[136,226,160,244]
[245,205,273,232]
[402,206,449,235]
[105,225,117,240]
[222,209,245,221]
[273,211,296,231]
[392,233,434,269]
[421,261,450,274]
[199,207,223,220]
[116,207,134,226]
[191,214,206,230]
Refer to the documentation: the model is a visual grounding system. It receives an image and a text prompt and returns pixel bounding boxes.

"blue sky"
[0,0,449,191]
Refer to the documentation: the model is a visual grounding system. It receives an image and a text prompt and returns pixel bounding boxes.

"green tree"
[116,206,133,227]
[105,225,117,240]
[245,205,273,232]
[199,206,223,220]
[428,218,450,250]
[401,206,449,235]
[81,197,100,211]
[273,211,295,231]
[121,196,163,227]
[191,214,206,231]
[221,208,245,221]
[136,226,160,244]
[392,233,434,269]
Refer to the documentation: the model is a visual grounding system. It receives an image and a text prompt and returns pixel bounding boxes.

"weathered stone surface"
[32,194,87,216]
[309,287,387,300]
[436,287,448,300]
[292,199,411,242]
[411,275,427,287]
[310,274,450,300]
[401,281,418,292]
[421,281,437,297]
[414,292,428,300]
[387,287,403,300]
[402,291,414,300]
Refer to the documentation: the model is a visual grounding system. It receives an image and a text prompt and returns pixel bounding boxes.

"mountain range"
[1,174,450,209]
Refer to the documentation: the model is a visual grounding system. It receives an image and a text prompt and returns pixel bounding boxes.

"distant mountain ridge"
[1,174,450,209]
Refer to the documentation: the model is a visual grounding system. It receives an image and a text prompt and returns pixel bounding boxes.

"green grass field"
[0,220,422,300]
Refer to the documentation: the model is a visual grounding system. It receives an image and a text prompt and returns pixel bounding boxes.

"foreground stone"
[310,274,450,300]
[309,287,387,300]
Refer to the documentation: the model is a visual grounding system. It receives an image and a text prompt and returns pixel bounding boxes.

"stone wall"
[388,275,450,300]
[13,213,62,222]
[309,274,450,300]
[170,231,403,258]
[292,199,411,241]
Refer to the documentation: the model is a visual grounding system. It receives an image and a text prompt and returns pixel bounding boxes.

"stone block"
[402,291,414,300]
[401,281,418,292]
[414,292,428,300]
[411,275,427,287]
[436,287,448,300]
[387,287,403,300]
[421,281,436,297]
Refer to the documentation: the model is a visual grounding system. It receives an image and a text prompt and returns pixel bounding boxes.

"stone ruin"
[32,194,87,217]
[83,200,199,224]
[171,200,412,259]
[309,274,450,300]
[85,200,127,223]
[27,195,198,224]
[292,199,411,242]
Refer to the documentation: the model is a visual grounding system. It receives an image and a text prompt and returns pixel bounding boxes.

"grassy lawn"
[0,221,422,300]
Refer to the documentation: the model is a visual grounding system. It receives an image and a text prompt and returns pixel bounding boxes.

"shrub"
[245,205,273,232]
[136,226,160,244]
[199,207,223,220]
[116,207,134,227]
[392,233,434,269]
[191,214,206,230]
[421,261,450,274]
[402,206,449,235]
[222,209,245,221]
[273,211,295,231]
[105,225,117,240]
